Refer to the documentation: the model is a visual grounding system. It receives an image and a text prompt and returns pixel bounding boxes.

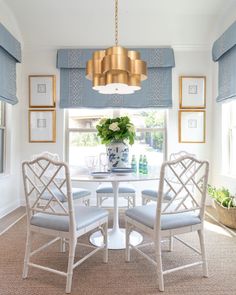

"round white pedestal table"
[72,173,159,250]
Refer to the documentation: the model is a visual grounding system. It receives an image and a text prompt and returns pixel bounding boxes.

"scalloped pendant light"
[86,0,147,94]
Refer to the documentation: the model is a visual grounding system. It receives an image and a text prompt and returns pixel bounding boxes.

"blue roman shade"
[57,48,175,108]
[212,21,236,102]
[0,23,21,105]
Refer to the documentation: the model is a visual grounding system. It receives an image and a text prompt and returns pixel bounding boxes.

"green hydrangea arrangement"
[96,116,135,145]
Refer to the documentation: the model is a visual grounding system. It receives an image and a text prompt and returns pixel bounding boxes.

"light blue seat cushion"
[96,183,135,194]
[125,205,201,230]
[31,205,108,232]
[40,187,91,202]
[142,189,172,201]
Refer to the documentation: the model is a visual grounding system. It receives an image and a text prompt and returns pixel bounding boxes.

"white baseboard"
[0,200,21,219]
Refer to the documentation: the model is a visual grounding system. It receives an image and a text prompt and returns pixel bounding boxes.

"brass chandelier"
[86,0,147,94]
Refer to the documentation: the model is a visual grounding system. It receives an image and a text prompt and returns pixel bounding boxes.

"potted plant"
[96,116,135,170]
[207,185,236,229]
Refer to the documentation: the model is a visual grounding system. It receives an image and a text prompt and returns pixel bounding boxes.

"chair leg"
[125,222,131,262]
[142,196,148,206]
[83,198,90,207]
[155,239,164,291]
[142,196,145,205]
[22,229,33,279]
[127,196,132,209]
[132,195,136,207]
[169,236,174,252]
[127,197,131,208]
[198,229,208,277]
[60,238,66,253]
[97,195,101,207]
[103,222,108,263]
[65,238,77,293]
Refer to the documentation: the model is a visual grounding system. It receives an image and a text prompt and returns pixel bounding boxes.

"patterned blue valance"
[57,48,175,109]
[212,21,236,102]
[0,23,21,105]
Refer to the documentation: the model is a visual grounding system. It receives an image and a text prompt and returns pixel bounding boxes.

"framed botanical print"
[29,75,56,108]
[179,76,206,109]
[29,110,56,143]
[178,110,206,143]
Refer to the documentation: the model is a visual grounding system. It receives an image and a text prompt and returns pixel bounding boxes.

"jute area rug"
[0,213,236,295]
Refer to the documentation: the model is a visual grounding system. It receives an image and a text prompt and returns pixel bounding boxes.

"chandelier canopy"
[85,0,147,95]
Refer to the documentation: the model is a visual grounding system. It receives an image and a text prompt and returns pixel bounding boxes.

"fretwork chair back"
[125,155,209,291]
[22,157,108,293]
[96,152,136,208]
[32,151,91,206]
[141,150,195,206]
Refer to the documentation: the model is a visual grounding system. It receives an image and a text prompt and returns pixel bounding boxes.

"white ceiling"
[3,0,236,49]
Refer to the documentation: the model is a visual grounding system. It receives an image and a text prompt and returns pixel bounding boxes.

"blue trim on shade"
[212,20,236,62]
[57,47,175,109]
[0,23,21,105]
[216,46,236,102]
[0,23,21,62]
[57,47,175,69]
[212,20,236,102]
[59,68,173,109]
[0,48,18,105]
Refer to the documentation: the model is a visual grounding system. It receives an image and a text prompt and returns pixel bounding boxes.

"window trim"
[0,102,6,174]
[65,109,167,164]
[222,101,236,177]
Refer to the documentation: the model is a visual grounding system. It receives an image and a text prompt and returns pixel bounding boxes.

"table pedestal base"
[90,228,143,250]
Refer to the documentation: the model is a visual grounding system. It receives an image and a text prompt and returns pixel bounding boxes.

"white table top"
[71,172,159,183]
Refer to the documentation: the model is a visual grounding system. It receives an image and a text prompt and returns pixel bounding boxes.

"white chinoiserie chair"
[32,152,91,206]
[96,153,136,208]
[96,183,136,208]
[125,155,209,291]
[141,151,195,206]
[22,157,108,293]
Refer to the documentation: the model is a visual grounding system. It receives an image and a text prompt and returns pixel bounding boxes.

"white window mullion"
[0,101,6,174]
[223,101,236,177]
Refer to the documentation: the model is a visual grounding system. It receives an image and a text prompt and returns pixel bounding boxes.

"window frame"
[222,101,236,177]
[65,109,168,164]
[0,102,6,174]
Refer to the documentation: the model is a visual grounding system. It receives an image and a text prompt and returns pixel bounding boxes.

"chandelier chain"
[85,0,147,94]
[115,0,118,46]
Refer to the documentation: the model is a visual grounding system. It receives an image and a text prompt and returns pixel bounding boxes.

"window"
[0,102,5,173]
[222,101,236,176]
[66,109,167,171]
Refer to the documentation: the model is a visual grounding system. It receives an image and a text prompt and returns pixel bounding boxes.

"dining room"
[0,0,236,294]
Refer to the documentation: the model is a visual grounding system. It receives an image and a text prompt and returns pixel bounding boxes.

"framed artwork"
[179,76,206,109]
[29,110,56,143]
[29,75,56,108]
[178,110,206,143]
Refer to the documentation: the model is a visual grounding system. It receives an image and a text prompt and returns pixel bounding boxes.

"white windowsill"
[0,173,11,180]
[219,173,236,181]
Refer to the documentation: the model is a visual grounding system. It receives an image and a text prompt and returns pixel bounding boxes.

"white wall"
[211,4,236,194]
[18,47,213,205]
[0,0,24,217]
[169,50,212,162]
[0,0,234,215]
[0,0,216,211]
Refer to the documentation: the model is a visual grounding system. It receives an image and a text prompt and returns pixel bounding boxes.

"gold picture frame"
[179,76,206,109]
[29,75,56,108]
[29,109,56,143]
[178,110,206,143]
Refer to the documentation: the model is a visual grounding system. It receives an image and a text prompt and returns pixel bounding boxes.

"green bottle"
[143,155,148,174]
[139,155,143,174]
[131,155,137,173]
